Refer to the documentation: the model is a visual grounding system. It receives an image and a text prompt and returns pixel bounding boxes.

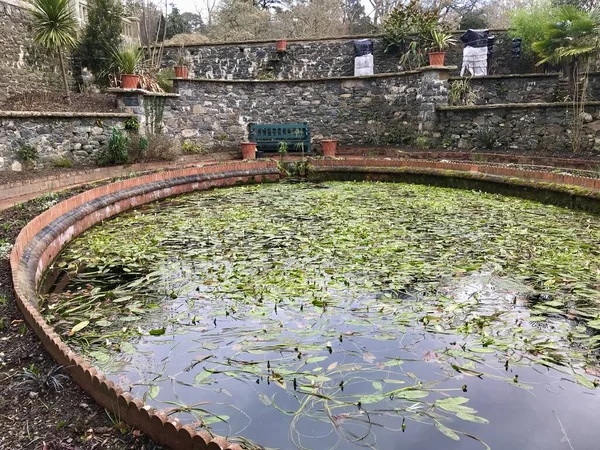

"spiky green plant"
[111,46,143,75]
[30,0,79,105]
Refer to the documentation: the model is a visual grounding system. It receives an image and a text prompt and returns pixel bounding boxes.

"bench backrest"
[249,122,311,152]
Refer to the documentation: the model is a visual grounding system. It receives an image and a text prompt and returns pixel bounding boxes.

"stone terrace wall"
[449,74,561,105]
[0,113,131,170]
[436,103,600,154]
[164,69,450,149]
[163,30,526,81]
[0,0,63,103]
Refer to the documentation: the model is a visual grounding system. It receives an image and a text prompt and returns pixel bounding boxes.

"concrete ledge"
[0,111,132,118]
[449,73,561,81]
[177,67,456,84]
[11,160,279,450]
[437,101,600,111]
[107,88,180,98]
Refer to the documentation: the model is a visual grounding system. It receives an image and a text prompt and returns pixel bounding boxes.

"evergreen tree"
[344,0,374,34]
[166,5,191,38]
[78,0,124,86]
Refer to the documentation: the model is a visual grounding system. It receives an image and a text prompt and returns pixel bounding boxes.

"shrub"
[509,1,555,67]
[144,135,182,162]
[449,78,478,106]
[382,0,445,51]
[51,156,74,168]
[128,136,149,163]
[97,128,130,166]
[16,144,39,163]
[123,117,140,133]
[473,127,501,150]
[181,141,204,155]
[414,135,429,149]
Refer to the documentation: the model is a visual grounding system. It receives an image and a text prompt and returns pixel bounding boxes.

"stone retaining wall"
[163,30,524,81]
[449,74,560,105]
[0,0,62,103]
[436,102,600,154]
[0,112,131,170]
[165,68,450,149]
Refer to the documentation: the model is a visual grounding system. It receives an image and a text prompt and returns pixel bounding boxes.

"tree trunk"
[59,50,71,105]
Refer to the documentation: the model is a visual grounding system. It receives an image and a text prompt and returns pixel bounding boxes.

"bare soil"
[0,184,164,450]
[0,93,118,113]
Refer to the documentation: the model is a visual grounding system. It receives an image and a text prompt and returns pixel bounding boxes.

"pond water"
[41,181,600,449]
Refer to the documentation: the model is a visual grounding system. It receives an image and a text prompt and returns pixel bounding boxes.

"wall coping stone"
[107,88,180,98]
[158,29,509,48]
[448,73,561,81]
[0,111,133,118]
[437,101,600,111]
[176,67,456,84]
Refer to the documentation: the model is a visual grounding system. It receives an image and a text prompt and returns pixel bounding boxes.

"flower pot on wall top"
[428,52,446,67]
[121,74,139,89]
[276,40,287,52]
[241,142,257,160]
[174,66,189,78]
[321,139,338,157]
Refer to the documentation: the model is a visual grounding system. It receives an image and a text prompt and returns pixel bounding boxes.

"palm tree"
[532,6,600,81]
[30,0,79,104]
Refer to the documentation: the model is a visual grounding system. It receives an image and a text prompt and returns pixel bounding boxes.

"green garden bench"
[248,123,311,153]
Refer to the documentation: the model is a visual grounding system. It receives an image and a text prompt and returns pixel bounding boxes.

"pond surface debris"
[41,181,600,450]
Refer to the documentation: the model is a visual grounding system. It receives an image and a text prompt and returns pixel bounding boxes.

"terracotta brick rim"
[309,158,600,192]
[9,157,599,450]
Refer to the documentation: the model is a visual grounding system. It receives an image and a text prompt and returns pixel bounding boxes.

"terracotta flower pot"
[428,52,446,67]
[321,139,338,157]
[174,66,189,78]
[241,142,257,160]
[121,74,139,89]
[276,39,287,52]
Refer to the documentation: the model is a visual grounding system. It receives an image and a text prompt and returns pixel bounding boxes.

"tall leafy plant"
[78,0,124,86]
[30,0,78,104]
[532,6,600,152]
[382,0,443,51]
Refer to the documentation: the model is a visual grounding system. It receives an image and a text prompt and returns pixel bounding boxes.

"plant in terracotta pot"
[112,46,143,89]
[174,46,189,78]
[241,142,257,160]
[428,30,456,66]
[321,139,338,157]
[276,39,287,52]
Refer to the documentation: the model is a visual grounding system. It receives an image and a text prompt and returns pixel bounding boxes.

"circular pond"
[41,181,600,449]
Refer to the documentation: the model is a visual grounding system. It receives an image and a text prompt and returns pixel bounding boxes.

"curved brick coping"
[308,158,600,196]
[0,111,132,118]
[10,160,279,450]
[437,101,600,111]
[176,66,455,84]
